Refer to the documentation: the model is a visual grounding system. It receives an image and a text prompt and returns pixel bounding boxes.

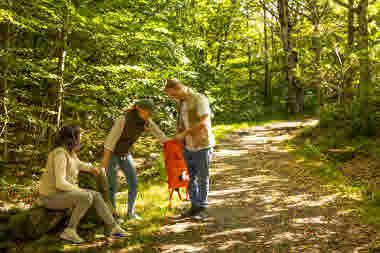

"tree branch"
[333,0,350,9]
[259,0,278,19]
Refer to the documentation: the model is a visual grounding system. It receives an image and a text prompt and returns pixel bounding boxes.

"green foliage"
[0,0,379,245]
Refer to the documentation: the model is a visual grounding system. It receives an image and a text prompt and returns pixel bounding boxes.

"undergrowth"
[286,116,380,230]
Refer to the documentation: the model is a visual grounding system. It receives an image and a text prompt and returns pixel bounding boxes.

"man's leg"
[183,148,200,206]
[195,148,213,209]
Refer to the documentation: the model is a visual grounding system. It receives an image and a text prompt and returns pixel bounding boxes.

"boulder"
[0,240,17,250]
[4,169,114,242]
[8,206,66,240]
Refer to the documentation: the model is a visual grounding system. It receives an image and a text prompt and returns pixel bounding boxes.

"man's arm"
[173,114,209,141]
[174,94,211,141]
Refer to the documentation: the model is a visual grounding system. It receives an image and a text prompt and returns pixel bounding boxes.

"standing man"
[164,78,215,219]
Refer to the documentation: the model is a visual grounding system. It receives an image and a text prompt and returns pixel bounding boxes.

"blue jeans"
[107,154,137,215]
[183,147,213,208]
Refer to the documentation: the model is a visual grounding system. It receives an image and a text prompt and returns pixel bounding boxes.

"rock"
[21,235,62,253]
[0,191,8,201]
[3,170,115,241]
[8,207,66,240]
[0,222,8,232]
[0,231,8,241]
[327,149,355,162]
[0,207,11,221]
[0,240,17,250]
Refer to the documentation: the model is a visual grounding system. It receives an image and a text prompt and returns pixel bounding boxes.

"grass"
[285,119,380,231]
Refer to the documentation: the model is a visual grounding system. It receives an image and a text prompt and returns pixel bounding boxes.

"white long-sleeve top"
[39,147,92,196]
[104,116,168,152]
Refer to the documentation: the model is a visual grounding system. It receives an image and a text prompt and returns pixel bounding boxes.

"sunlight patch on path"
[159,244,205,253]
[213,149,248,156]
[217,240,247,251]
[202,227,258,239]
[164,222,213,234]
[208,187,258,197]
[264,119,319,129]
[286,193,339,208]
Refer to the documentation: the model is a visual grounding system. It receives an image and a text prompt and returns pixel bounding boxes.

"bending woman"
[100,99,167,221]
[39,124,127,243]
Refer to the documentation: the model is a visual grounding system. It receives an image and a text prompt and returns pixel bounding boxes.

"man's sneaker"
[182,205,202,217]
[127,213,142,220]
[60,228,85,244]
[111,225,128,238]
[193,209,207,220]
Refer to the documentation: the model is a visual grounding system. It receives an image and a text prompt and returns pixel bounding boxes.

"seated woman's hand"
[91,167,100,176]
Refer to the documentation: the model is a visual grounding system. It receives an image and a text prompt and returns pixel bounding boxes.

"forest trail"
[140,119,375,253]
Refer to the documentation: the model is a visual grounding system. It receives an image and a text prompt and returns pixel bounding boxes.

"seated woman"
[39,124,127,243]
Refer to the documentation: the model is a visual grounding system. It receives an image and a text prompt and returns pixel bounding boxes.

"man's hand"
[144,119,152,131]
[171,131,186,142]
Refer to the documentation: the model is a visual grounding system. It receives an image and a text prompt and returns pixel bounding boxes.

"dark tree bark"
[278,0,299,114]
[263,3,272,105]
[0,0,12,161]
[358,0,371,133]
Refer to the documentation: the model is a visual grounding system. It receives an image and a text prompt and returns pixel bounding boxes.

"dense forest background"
[0,0,380,251]
[0,0,379,197]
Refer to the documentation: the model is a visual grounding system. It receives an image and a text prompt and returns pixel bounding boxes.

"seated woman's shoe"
[60,228,85,244]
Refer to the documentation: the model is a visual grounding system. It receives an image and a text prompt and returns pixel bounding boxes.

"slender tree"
[56,1,72,129]
[278,0,299,114]
[263,2,272,105]
[358,0,371,133]
[0,0,12,160]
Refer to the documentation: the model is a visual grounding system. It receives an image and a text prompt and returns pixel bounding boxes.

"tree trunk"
[216,0,236,70]
[1,1,11,161]
[263,4,272,105]
[216,17,232,70]
[358,0,371,133]
[345,0,355,114]
[246,2,253,82]
[271,25,279,65]
[279,0,298,114]
[348,0,354,47]
[56,7,70,130]
[313,25,322,107]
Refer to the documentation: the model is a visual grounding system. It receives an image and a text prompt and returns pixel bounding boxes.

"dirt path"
[143,119,375,253]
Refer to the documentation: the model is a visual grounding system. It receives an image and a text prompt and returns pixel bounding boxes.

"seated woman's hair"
[55,124,81,152]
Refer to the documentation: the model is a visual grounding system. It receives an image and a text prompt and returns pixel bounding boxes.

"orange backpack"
[163,140,189,208]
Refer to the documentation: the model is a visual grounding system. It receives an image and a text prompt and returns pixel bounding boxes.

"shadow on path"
[139,119,374,253]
